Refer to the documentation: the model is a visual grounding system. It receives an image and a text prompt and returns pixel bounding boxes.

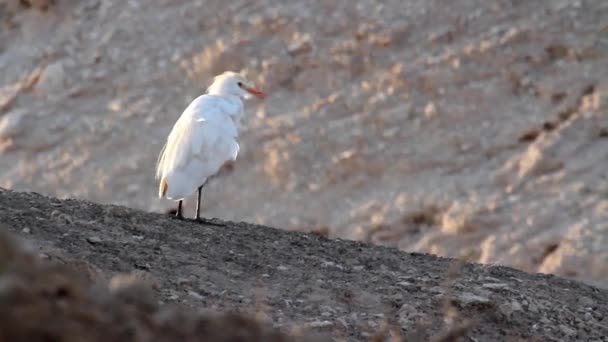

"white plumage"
[156,71,265,219]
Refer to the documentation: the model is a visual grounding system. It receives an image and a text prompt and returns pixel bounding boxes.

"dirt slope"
[1,0,608,287]
[1,188,607,341]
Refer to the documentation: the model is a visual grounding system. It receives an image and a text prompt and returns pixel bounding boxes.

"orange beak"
[243,85,266,99]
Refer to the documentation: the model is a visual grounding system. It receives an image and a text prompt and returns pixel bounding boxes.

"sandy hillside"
[1,0,607,287]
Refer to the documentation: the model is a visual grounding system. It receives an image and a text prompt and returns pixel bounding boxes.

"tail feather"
[159,178,168,198]
[155,142,167,180]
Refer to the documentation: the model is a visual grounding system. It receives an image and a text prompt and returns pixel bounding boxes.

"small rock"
[527,303,539,313]
[287,35,312,56]
[398,303,417,316]
[176,277,191,286]
[135,262,151,271]
[429,286,446,294]
[499,300,522,316]
[336,317,348,329]
[21,228,31,234]
[86,236,103,245]
[108,99,122,112]
[456,292,491,305]
[307,320,333,329]
[36,60,69,95]
[559,324,576,336]
[577,296,594,308]
[0,109,27,140]
[424,102,438,118]
[320,260,344,270]
[277,265,288,271]
[482,283,509,290]
[383,127,400,138]
[188,290,204,300]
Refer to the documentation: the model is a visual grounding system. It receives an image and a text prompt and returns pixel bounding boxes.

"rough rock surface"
[1,188,607,341]
[0,224,311,342]
[1,0,608,287]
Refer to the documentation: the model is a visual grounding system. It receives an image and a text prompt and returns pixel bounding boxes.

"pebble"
[559,324,576,336]
[499,300,522,316]
[424,102,438,118]
[336,317,348,328]
[36,60,69,94]
[482,283,510,290]
[577,296,594,308]
[320,260,344,270]
[287,37,312,56]
[307,320,333,328]
[188,291,204,300]
[135,263,151,271]
[21,227,31,234]
[456,292,491,305]
[0,109,26,140]
[176,278,191,286]
[108,99,122,112]
[86,236,103,245]
[429,286,446,294]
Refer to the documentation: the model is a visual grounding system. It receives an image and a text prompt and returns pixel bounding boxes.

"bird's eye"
[237,82,243,87]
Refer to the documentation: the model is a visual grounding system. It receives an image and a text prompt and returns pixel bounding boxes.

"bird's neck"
[208,94,244,122]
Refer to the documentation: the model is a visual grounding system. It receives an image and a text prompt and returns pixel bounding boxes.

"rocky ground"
[2,188,608,341]
[0,0,607,288]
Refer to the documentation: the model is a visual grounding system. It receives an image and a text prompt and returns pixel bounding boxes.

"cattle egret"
[156,71,265,220]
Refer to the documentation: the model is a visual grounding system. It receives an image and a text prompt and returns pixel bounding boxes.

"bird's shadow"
[164,208,225,227]
[165,208,179,216]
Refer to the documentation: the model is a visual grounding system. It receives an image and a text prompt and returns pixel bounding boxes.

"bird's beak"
[243,85,266,99]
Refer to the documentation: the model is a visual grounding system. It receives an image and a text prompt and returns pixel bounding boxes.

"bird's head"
[207,71,266,99]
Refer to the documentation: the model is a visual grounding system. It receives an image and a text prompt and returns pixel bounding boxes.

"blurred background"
[0,0,607,288]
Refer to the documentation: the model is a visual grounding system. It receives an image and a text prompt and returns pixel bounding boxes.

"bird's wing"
[156,95,239,180]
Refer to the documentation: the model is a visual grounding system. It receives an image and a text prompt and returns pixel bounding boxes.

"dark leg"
[195,185,203,221]
[176,200,183,219]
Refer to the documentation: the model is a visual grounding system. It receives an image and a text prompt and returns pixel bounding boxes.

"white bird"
[156,71,265,220]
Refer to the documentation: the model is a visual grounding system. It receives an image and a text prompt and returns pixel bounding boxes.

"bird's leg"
[195,185,203,221]
[176,200,183,219]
